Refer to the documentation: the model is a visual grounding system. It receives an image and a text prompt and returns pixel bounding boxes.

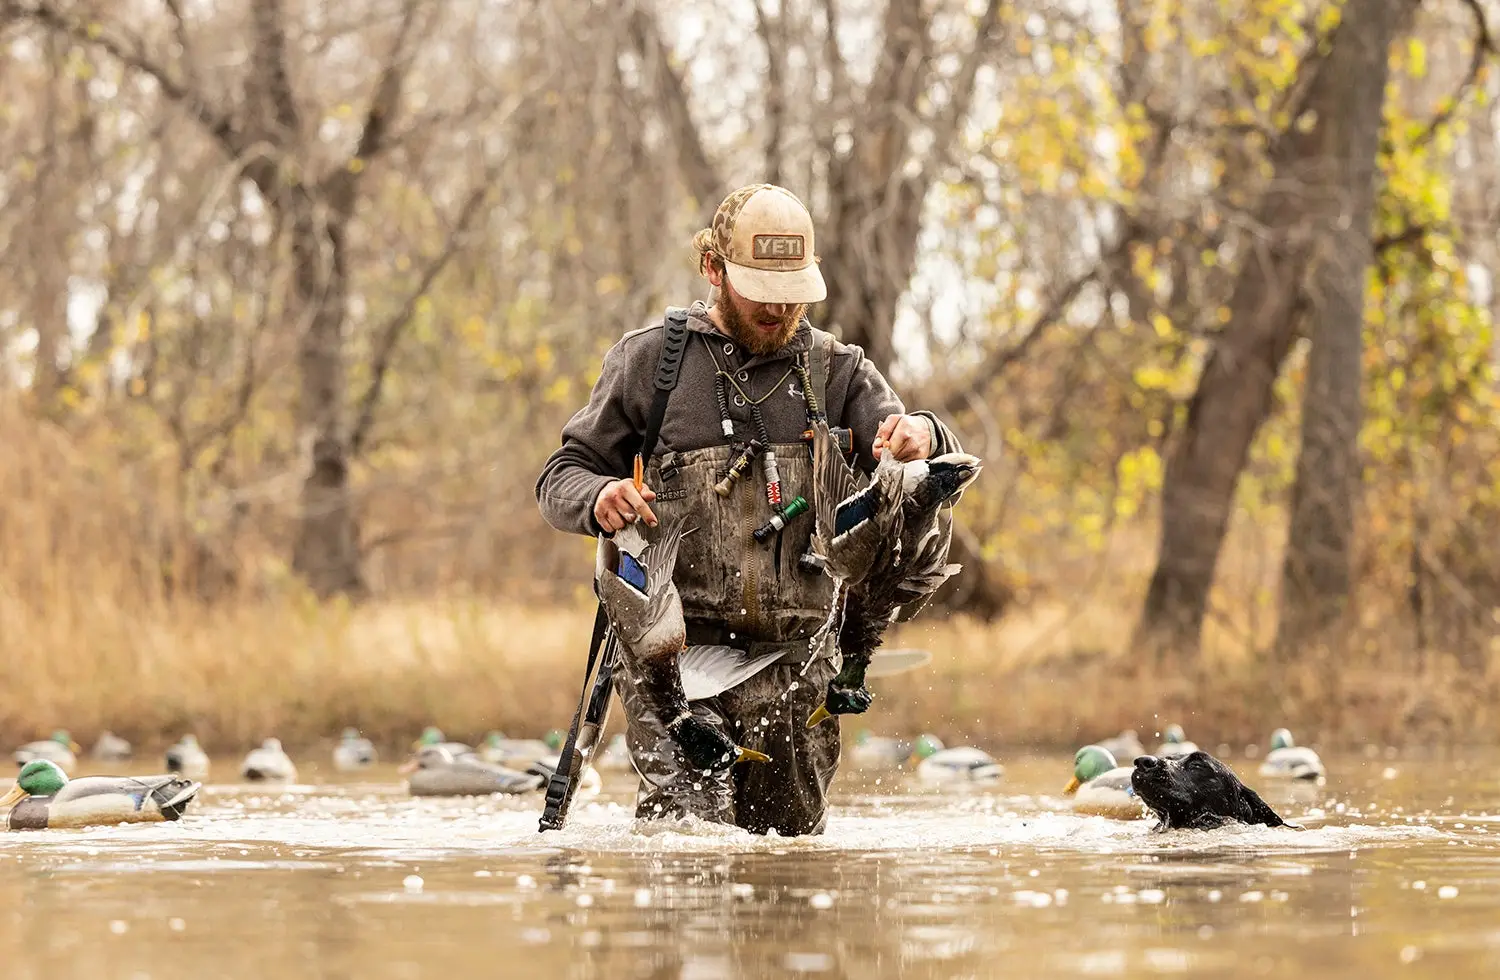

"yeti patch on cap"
[752,234,805,260]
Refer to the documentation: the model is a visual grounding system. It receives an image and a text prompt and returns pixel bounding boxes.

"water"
[2,750,1498,978]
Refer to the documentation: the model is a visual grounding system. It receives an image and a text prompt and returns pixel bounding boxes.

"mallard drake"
[1,759,200,830]
[90,731,133,762]
[596,516,769,770]
[14,731,82,773]
[807,426,983,727]
[912,738,1003,784]
[165,734,210,779]
[400,745,546,797]
[1154,724,1199,758]
[411,726,475,759]
[240,738,297,782]
[1257,728,1326,782]
[478,731,558,767]
[1063,745,1146,819]
[333,728,377,771]
[1095,730,1146,764]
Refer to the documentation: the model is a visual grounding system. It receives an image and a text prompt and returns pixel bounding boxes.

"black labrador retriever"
[1132,751,1301,832]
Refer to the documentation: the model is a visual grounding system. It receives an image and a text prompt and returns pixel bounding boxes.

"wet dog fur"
[1131,751,1300,832]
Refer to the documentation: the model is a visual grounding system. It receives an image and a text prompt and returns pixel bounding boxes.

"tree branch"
[322,0,422,222]
[250,0,302,140]
[350,172,497,458]
[1412,0,1495,148]
[754,0,786,185]
[627,1,723,212]
[925,0,1004,170]
[10,0,243,159]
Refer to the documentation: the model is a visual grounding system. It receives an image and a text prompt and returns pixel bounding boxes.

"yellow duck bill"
[737,746,772,764]
[806,704,833,728]
[0,784,26,809]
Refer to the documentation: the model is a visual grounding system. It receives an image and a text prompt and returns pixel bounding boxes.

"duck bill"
[735,747,771,764]
[1063,776,1081,796]
[0,784,26,809]
[70,742,83,754]
[806,704,833,728]
[397,759,419,775]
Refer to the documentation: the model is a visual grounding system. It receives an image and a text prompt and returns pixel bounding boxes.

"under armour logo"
[788,382,805,401]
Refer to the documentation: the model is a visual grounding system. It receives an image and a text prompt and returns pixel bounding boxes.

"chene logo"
[751,234,805,260]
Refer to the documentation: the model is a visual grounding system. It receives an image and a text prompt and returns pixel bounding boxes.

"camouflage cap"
[702,184,826,305]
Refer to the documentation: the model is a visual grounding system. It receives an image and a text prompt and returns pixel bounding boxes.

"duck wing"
[809,420,867,562]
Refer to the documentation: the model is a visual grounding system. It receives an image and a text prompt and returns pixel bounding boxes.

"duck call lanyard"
[702,335,822,507]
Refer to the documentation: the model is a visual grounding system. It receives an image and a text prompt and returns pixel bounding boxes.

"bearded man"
[535,183,965,835]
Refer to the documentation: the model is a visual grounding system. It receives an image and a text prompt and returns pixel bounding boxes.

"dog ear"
[1236,783,1287,828]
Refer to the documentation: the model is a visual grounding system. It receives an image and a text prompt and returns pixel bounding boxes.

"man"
[535,183,964,835]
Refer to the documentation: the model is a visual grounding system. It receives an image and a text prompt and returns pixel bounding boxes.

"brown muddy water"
[0,748,1496,979]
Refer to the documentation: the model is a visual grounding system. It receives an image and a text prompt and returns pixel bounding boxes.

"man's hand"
[873,414,933,462]
[594,477,658,533]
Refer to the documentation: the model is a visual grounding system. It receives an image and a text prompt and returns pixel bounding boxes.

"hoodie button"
[733,395,745,408]
[737,371,749,382]
[723,343,735,356]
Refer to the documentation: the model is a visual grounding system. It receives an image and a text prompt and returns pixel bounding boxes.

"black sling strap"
[539,307,690,832]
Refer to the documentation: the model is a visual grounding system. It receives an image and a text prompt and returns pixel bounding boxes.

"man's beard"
[718,295,805,356]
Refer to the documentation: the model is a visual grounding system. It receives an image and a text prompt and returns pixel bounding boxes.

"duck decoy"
[1095,730,1146,764]
[1257,728,1326,782]
[1063,745,1145,819]
[1153,724,1199,759]
[90,731,133,763]
[333,728,377,771]
[165,734,210,779]
[912,737,1003,785]
[1,759,201,830]
[14,731,82,773]
[400,745,546,797]
[240,738,297,782]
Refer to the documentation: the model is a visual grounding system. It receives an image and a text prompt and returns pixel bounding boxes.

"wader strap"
[641,306,690,462]
[808,330,832,422]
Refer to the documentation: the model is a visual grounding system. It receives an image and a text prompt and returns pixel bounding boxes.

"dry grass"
[4,399,1496,760]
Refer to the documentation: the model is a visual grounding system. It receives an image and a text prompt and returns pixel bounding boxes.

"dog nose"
[1135,755,1161,770]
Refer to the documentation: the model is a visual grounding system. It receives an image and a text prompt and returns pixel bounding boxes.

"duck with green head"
[412,726,475,759]
[399,745,547,797]
[1257,728,1326,782]
[478,730,557,767]
[1063,745,1146,819]
[1153,724,1199,759]
[1,759,201,830]
[14,731,83,773]
[912,736,1003,785]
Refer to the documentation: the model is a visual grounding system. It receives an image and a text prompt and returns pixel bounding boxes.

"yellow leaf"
[1150,312,1173,338]
[595,275,626,296]
[135,310,151,341]
[1408,39,1427,79]
[347,158,365,174]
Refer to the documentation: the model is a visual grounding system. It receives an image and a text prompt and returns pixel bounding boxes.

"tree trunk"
[289,206,366,597]
[1276,2,1398,656]
[1135,0,1398,660]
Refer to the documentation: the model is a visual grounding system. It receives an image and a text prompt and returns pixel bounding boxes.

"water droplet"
[1438,886,1459,899]
[809,892,834,909]
[474,870,493,878]
[634,888,652,907]
[168,918,186,932]
[1138,889,1165,904]
[1399,946,1423,964]
[403,875,424,892]
[576,894,594,908]
[1207,890,1223,903]
[1412,880,1427,890]
[516,874,537,889]
[109,921,128,936]
[731,883,755,899]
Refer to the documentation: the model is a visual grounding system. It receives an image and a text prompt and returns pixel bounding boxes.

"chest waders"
[538,309,831,832]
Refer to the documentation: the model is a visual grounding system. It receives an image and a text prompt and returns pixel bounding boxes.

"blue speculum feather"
[617,551,648,591]
[834,487,878,538]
